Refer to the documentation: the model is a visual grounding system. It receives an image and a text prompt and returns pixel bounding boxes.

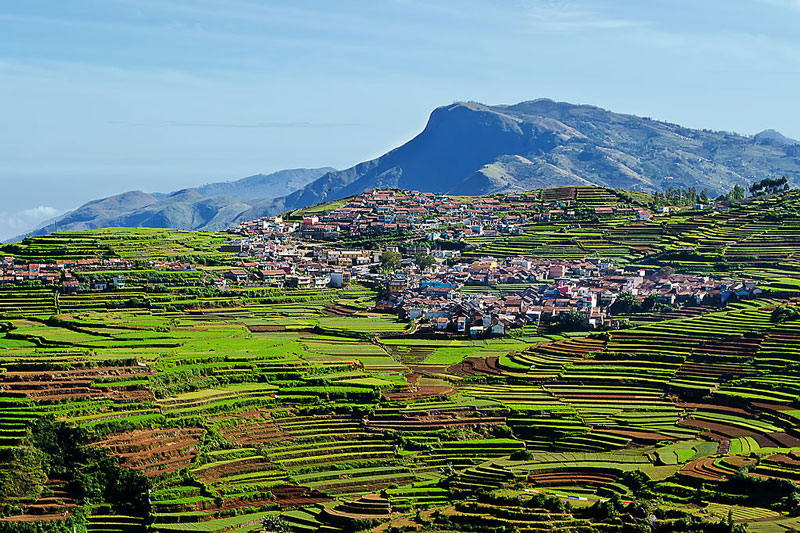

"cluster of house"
[0,189,728,303]
[1,239,372,293]
[221,238,380,265]
[375,257,762,336]
[214,188,731,301]
[0,256,128,291]
[228,189,715,249]
[209,244,379,289]
[0,256,201,293]
[1,257,63,285]
[212,262,352,291]
[316,189,540,238]
[230,189,541,242]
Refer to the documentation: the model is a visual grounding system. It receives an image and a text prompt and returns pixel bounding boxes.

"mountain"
[29,190,254,236]
[754,129,800,147]
[254,100,799,216]
[12,168,331,241]
[188,167,335,200]
[16,99,800,241]
[33,191,160,234]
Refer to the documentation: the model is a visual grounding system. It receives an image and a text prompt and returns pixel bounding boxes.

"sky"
[1,0,800,240]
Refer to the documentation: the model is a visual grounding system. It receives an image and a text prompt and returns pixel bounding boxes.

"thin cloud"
[117,0,426,40]
[521,1,645,34]
[0,11,323,50]
[0,206,62,241]
[166,121,358,129]
[757,0,800,11]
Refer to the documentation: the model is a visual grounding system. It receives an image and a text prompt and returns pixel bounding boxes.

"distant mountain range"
[14,99,800,242]
[19,168,332,241]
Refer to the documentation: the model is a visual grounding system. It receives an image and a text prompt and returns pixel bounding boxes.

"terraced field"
[1,295,799,531]
[2,189,800,532]
[464,189,800,291]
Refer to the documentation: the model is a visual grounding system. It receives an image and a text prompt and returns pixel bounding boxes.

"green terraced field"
[2,189,800,532]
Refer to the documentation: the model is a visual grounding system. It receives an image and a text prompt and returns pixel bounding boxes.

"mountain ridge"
[10,168,332,242]
[244,99,799,217]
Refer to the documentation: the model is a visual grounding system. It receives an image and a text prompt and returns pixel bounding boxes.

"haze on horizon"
[1,0,799,241]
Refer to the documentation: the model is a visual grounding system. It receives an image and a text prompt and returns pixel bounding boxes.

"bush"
[509,449,533,461]
[26,417,150,513]
[492,425,513,438]
[771,305,800,324]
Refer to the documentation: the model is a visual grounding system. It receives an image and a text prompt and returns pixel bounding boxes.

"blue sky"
[1,0,800,239]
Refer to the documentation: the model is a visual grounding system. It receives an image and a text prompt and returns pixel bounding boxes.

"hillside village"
[378,260,761,335]
[0,188,763,336]
[1,252,762,337]
[0,189,795,533]
[231,188,669,241]
[214,189,758,334]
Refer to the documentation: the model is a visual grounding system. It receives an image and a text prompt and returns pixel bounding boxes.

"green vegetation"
[1,186,800,532]
[379,250,402,272]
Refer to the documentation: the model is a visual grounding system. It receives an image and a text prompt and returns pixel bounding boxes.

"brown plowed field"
[595,428,677,443]
[322,304,359,317]
[0,479,76,522]
[680,456,730,481]
[209,485,330,512]
[194,456,274,482]
[0,366,152,402]
[765,432,800,448]
[383,385,455,401]
[219,412,286,446]
[447,356,502,376]
[764,453,800,467]
[95,427,203,477]
[678,418,750,438]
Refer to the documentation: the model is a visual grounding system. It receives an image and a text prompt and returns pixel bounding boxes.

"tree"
[492,424,513,438]
[727,184,746,203]
[414,250,435,271]
[379,250,402,272]
[750,176,789,196]
[610,291,637,314]
[550,309,588,332]
[0,446,47,501]
[592,493,624,520]
[641,292,659,311]
[24,417,150,512]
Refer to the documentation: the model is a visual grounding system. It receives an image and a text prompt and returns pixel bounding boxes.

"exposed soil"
[0,366,153,403]
[447,356,502,376]
[95,427,203,477]
[680,456,730,481]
